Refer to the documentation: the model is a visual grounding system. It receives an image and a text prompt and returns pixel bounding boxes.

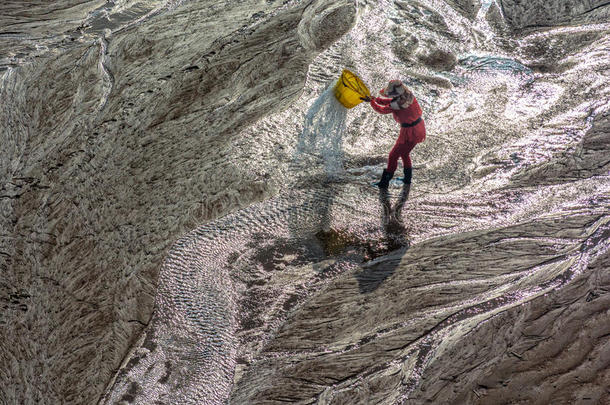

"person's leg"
[375,169,394,188]
[399,141,416,169]
[376,141,403,188]
[402,167,412,184]
[386,141,403,173]
[400,141,416,184]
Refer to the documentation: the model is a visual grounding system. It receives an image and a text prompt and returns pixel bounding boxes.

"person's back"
[392,97,422,124]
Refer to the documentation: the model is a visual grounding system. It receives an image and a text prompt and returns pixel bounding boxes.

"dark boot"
[403,167,412,184]
[375,169,393,188]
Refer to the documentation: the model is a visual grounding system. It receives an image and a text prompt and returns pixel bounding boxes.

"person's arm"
[373,96,392,105]
[370,97,393,114]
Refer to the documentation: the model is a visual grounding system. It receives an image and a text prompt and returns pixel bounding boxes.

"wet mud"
[1,0,609,404]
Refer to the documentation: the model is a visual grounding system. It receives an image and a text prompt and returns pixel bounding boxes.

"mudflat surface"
[1,0,609,404]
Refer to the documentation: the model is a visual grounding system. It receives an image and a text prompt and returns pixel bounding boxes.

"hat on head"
[380,80,406,97]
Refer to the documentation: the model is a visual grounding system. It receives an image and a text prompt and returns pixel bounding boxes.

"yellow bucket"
[333,69,371,109]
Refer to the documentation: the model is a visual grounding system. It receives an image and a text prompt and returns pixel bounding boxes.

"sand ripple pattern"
[101,188,343,404]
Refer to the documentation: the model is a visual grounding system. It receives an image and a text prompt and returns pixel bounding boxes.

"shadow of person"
[356,183,411,294]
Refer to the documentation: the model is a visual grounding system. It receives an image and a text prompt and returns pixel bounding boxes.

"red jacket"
[370,96,426,144]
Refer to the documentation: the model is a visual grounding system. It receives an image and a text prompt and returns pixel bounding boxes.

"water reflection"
[356,183,411,293]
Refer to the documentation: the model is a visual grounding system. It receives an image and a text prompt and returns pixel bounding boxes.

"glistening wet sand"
[1,0,609,404]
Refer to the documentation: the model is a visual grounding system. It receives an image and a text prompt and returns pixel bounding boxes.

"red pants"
[386,123,425,173]
[386,140,417,172]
